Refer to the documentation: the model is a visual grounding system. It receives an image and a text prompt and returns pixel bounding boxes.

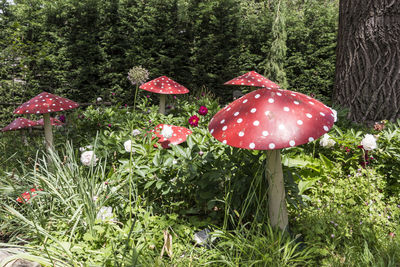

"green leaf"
[319,153,334,171]
[144,180,156,189]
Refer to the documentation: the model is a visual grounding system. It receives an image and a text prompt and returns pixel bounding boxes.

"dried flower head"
[127,66,150,85]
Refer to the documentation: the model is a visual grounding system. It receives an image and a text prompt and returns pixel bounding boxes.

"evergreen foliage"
[261,0,288,88]
[0,0,339,124]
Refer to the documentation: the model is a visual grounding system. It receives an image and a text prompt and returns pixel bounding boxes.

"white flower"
[132,129,141,136]
[319,133,336,148]
[172,159,178,165]
[361,134,377,151]
[80,151,97,166]
[96,206,114,221]
[97,97,102,102]
[124,140,135,153]
[161,125,173,139]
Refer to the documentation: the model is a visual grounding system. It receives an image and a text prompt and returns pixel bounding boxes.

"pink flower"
[189,115,199,127]
[198,106,208,116]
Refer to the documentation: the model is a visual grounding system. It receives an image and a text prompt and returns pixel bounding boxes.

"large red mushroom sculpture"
[208,88,335,230]
[14,92,79,150]
[152,124,192,149]
[224,71,280,89]
[139,76,189,114]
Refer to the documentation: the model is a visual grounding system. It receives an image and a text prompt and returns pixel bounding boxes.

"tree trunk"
[333,0,400,123]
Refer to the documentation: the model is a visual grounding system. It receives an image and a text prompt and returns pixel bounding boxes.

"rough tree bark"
[333,0,400,123]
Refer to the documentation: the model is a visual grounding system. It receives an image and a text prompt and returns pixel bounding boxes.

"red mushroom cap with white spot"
[1,118,38,132]
[224,71,280,89]
[139,76,189,95]
[152,124,192,148]
[36,117,64,126]
[13,92,79,115]
[208,88,335,150]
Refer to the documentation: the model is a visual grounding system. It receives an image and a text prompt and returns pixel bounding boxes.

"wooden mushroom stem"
[43,113,53,150]
[159,94,166,114]
[266,149,289,231]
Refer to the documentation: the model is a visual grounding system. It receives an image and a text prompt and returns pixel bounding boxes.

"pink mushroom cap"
[139,76,189,95]
[152,124,192,148]
[224,71,280,89]
[1,118,38,132]
[36,117,64,126]
[14,92,79,115]
[208,88,335,150]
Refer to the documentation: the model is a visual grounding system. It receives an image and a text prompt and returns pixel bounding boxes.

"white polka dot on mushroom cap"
[249,143,255,149]
[253,121,260,126]
[323,126,329,131]
[297,120,303,125]
[220,119,225,124]
[234,112,239,116]
[243,99,248,103]
[283,107,290,112]
[268,98,274,103]
[255,94,260,99]
[237,118,243,123]
[239,131,244,137]
[222,126,227,131]
[306,113,312,118]
[289,140,295,146]
[262,131,269,136]
[309,137,314,142]
[251,108,256,113]
[269,143,275,149]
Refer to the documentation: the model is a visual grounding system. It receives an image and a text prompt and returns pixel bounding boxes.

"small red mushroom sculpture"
[14,92,79,150]
[152,124,192,148]
[224,71,280,89]
[36,117,64,126]
[1,117,39,145]
[208,88,335,230]
[139,76,189,114]
[1,117,38,132]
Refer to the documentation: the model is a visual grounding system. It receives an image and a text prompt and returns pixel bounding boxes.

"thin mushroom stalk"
[159,94,166,114]
[43,113,53,150]
[266,150,288,230]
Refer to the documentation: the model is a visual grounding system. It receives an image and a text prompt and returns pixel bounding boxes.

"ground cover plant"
[0,91,400,266]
